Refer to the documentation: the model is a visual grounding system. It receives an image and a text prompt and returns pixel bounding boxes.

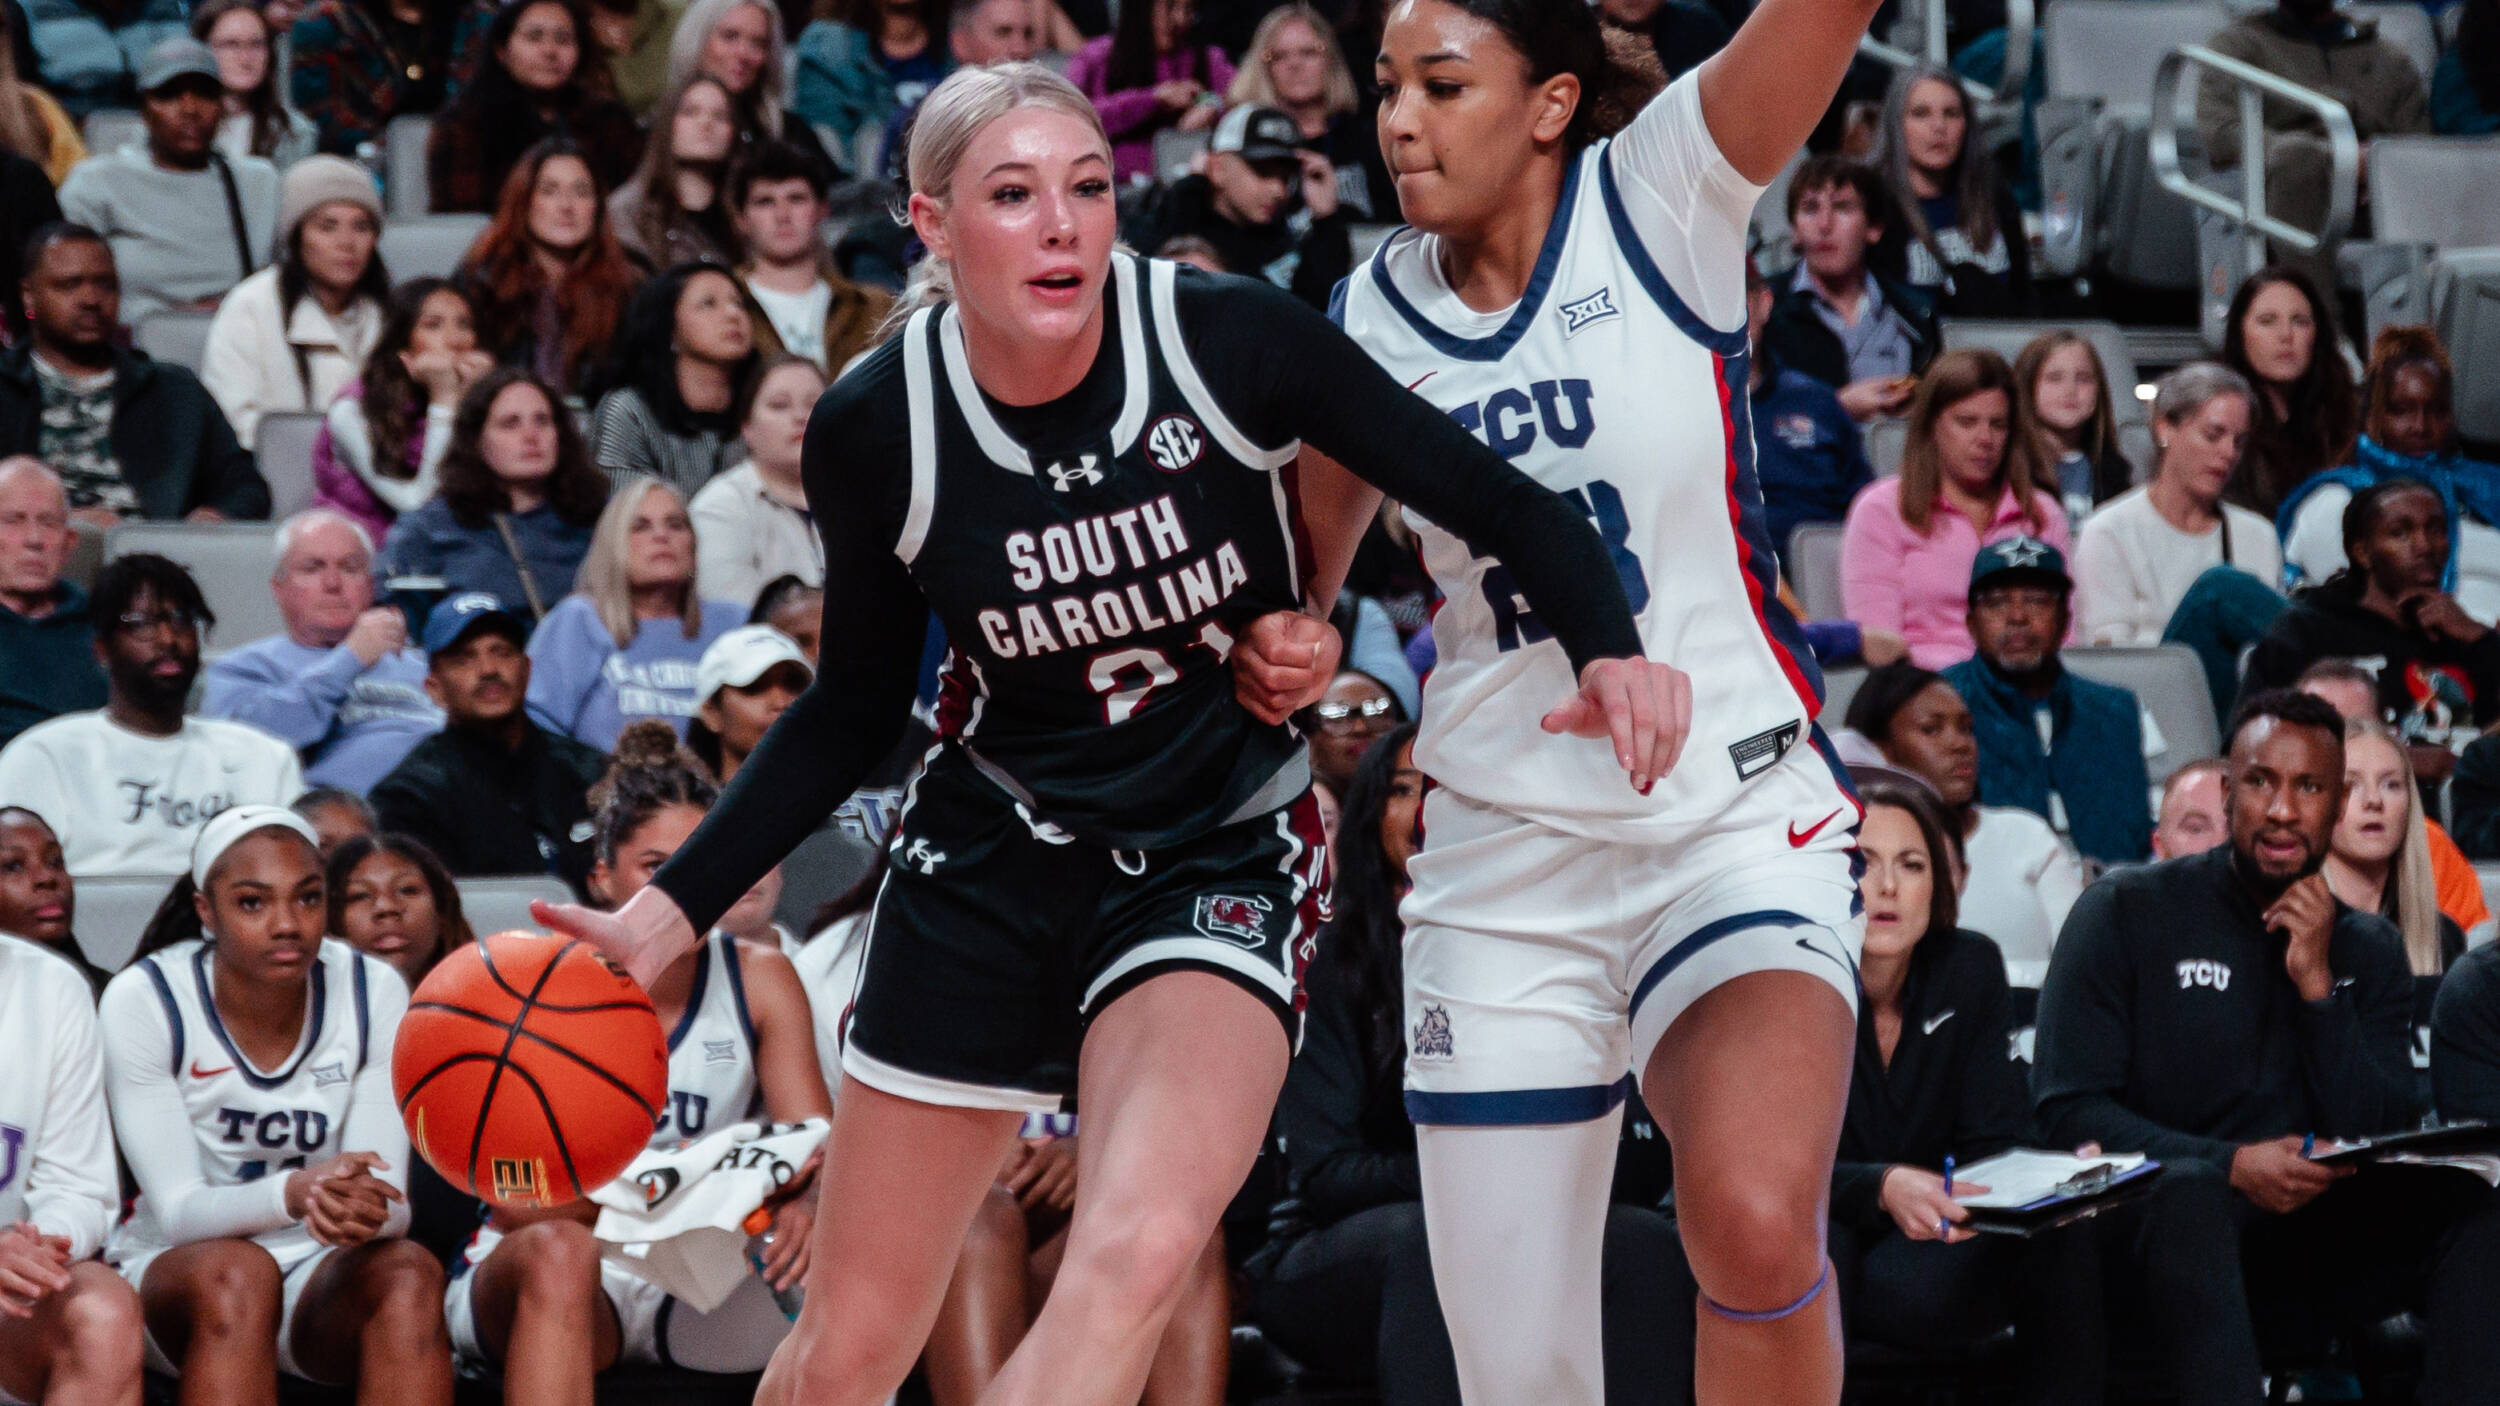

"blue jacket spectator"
[201,510,441,793]
[1756,351,1873,570]
[0,458,105,748]
[1942,536,2153,865]
[2432,38,2500,134]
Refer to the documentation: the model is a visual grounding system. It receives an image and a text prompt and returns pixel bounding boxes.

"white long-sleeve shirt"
[2072,486,2281,646]
[0,936,118,1259]
[0,713,304,879]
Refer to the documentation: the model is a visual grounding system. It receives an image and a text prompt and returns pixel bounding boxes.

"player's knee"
[187,1243,284,1338]
[1061,1207,1211,1321]
[363,1242,450,1344]
[502,1221,602,1305]
[962,1184,1029,1262]
[1681,1181,1826,1306]
[58,1270,145,1373]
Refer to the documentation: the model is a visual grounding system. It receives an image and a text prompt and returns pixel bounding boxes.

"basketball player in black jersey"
[537,63,1686,1406]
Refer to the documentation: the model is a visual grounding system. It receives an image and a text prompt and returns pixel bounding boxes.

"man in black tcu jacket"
[2034,688,2500,1403]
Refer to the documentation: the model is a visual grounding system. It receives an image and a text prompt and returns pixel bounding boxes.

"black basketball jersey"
[892,253,1309,849]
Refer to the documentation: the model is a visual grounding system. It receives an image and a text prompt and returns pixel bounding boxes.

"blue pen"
[2301,1132,2315,1159]
[1943,1154,1955,1197]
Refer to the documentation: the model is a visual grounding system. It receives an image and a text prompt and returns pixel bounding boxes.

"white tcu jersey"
[1333,89,1829,846]
[650,933,763,1149]
[0,936,116,1260]
[108,938,385,1259]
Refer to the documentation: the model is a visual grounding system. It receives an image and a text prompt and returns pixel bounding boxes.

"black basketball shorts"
[837,746,1331,1113]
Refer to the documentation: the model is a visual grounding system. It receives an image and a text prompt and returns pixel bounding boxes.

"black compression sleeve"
[1174,274,1646,674]
[650,360,929,933]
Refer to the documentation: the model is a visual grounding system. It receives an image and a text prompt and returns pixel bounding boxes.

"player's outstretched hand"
[1232,610,1344,725]
[533,887,700,991]
[1542,657,1691,794]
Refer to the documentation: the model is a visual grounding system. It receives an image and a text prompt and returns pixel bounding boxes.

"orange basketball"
[393,931,669,1208]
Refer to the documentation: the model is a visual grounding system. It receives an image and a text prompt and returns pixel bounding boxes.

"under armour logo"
[1558,287,1621,337]
[1046,456,1104,493]
[1995,536,2051,568]
[903,837,947,874]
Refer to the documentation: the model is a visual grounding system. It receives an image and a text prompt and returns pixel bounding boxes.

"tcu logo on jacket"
[2176,959,2233,991]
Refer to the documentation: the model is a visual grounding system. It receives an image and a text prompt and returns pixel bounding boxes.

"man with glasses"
[0,553,301,876]
[1306,670,1404,800]
[1942,536,2154,867]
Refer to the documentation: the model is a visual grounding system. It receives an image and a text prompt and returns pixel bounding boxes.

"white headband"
[190,804,323,889]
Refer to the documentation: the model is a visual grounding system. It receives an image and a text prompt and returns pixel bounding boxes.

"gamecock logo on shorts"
[1193,893,1272,947]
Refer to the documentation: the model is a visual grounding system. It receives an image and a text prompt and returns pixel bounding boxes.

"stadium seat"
[133,309,217,372]
[1865,416,1908,479]
[2339,137,2500,339]
[1787,521,1847,624]
[255,412,325,522]
[104,521,282,656]
[1940,319,2146,421]
[2348,3,2439,85]
[1153,127,1211,184]
[456,875,578,939]
[1350,224,1396,264]
[2036,1,2224,285]
[2063,644,2219,782]
[80,106,142,154]
[73,873,180,971]
[379,215,490,283]
[385,114,432,219]
[63,518,104,591]
[2433,248,2500,445]
[1819,664,1866,727]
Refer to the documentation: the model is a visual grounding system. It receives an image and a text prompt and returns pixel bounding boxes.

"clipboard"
[1949,1150,2167,1238]
[2310,1120,2500,1185]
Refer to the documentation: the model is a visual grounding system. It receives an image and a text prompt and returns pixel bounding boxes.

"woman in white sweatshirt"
[199,156,388,450]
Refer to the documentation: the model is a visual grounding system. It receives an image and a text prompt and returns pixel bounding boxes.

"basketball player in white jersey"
[449,724,833,1399]
[97,806,449,1406]
[0,928,141,1406]
[1233,1,1887,1400]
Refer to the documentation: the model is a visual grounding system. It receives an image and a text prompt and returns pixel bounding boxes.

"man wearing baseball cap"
[1943,535,2155,868]
[1124,102,1350,311]
[369,593,609,896]
[56,35,280,324]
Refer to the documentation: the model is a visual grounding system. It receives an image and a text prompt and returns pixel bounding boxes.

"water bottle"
[746,1210,805,1320]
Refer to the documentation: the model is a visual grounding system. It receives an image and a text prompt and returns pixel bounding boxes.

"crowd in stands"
[0,0,2498,1398]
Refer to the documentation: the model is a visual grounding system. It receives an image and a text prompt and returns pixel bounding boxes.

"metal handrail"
[1854,0,2035,106]
[2148,43,2359,259]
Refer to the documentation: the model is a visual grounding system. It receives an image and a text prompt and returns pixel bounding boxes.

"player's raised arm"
[1696,0,1887,182]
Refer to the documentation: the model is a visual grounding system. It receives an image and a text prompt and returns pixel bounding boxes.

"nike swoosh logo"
[189,1061,232,1079]
[1794,936,1854,977]
[1923,1010,1955,1035]
[1788,809,1844,848]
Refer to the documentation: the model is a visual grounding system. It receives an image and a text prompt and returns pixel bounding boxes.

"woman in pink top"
[1840,349,2068,667]
[1064,0,1233,184]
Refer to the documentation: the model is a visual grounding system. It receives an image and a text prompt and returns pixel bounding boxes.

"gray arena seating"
[255,411,326,522]
[1788,521,1848,624]
[2434,249,2500,445]
[73,874,179,971]
[134,309,217,373]
[2038,0,2225,288]
[385,114,433,219]
[105,520,282,656]
[80,106,141,154]
[2341,136,2500,340]
[380,214,490,283]
[456,875,577,939]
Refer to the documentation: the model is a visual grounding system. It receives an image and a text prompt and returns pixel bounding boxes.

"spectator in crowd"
[199,154,388,450]
[369,592,607,892]
[524,474,740,750]
[201,509,442,794]
[585,0,677,115]
[2282,327,2500,618]
[868,0,1042,178]
[2221,266,2358,518]
[1306,670,1402,800]
[0,554,302,876]
[2294,658,2492,938]
[1224,2,1391,221]
[1847,662,2084,980]
[1596,0,1732,81]
[2247,478,2500,757]
[0,458,104,748]
[0,146,63,342]
[730,142,892,374]
[691,354,823,607]
[2434,0,2499,134]
[749,570,820,661]
[313,277,496,542]
[1065,0,1231,184]
[1254,723,1685,1405]
[57,37,278,325]
[1126,103,1349,310]
[2196,0,2428,286]
[2151,756,2228,858]
[193,0,314,167]
[589,261,756,496]
[1944,537,2153,866]
[1326,591,1420,718]
[0,224,270,522]
[2014,330,2133,526]
[377,368,607,622]
[1870,63,2030,317]
[1747,254,1871,571]
[0,12,86,184]
[1841,349,2066,669]
[2323,715,2463,981]
[457,138,645,396]
[610,76,742,272]
[19,0,183,112]
[293,783,376,851]
[0,805,108,994]
[327,830,471,988]
[795,0,953,165]
[685,622,808,783]
[669,0,840,181]
[2034,688,2500,1403]
[2073,363,2279,646]
[287,0,497,155]
[1764,156,1936,423]
[426,0,643,214]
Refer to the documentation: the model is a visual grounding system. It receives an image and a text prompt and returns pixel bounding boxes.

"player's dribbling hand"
[1542,658,1691,795]
[0,1223,71,1316]
[1231,611,1343,725]
[534,888,700,991]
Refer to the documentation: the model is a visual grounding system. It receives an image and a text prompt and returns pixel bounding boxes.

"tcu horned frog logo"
[1411,1004,1454,1060]
[1145,414,1204,474]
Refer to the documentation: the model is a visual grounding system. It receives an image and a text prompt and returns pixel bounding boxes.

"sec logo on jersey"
[1145,414,1204,474]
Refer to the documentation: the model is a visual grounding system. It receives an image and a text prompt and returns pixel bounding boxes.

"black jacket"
[1760,269,1940,393]
[1873,179,2037,319]
[0,150,61,343]
[1123,175,1353,313]
[2432,941,2500,1123]
[2032,847,2420,1171]
[1834,928,2033,1234]
[368,720,609,899]
[0,343,268,519]
[2242,575,2500,741]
